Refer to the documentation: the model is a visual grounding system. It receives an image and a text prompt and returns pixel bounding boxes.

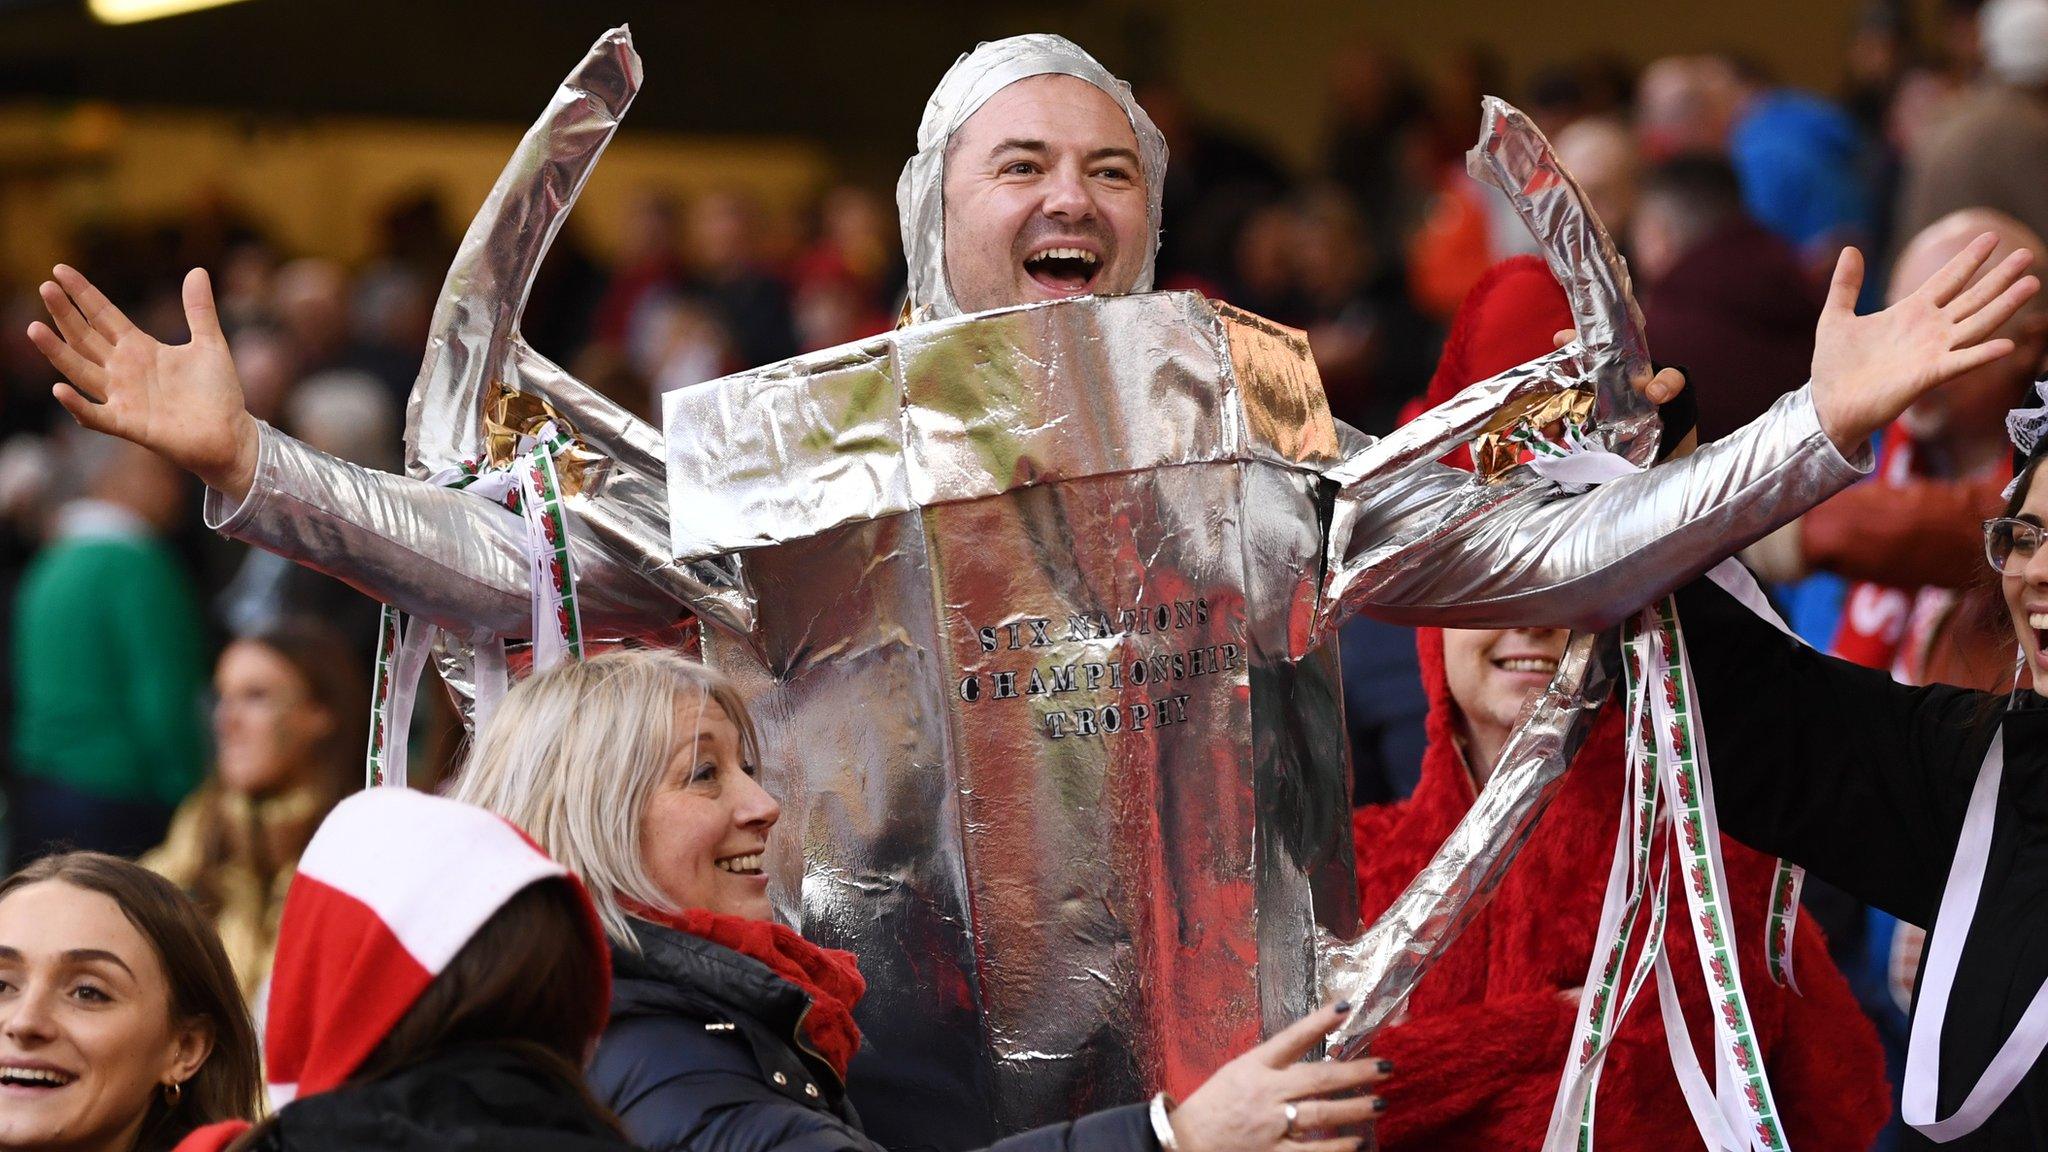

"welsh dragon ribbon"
[363,420,585,788]
[1506,422,1805,1152]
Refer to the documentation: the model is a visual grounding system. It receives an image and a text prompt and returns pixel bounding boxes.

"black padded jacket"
[586,917,1157,1152]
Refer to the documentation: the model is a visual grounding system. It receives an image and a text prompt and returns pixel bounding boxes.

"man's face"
[940,74,1149,314]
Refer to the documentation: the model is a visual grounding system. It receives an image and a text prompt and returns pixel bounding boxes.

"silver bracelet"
[1148,1091,1181,1152]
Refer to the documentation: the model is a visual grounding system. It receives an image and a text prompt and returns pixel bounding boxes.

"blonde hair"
[449,649,762,946]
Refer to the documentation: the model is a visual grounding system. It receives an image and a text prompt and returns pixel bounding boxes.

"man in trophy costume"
[28,29,2038,1151]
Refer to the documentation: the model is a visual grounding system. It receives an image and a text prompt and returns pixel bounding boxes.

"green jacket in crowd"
[12,503,207,808]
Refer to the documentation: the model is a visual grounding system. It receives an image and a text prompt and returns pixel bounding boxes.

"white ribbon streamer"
[373,611,437,789]
[1544,628,1672,1151]
[359,428,581,788]
[1653,613,1788,1150]
[1528,436,1808,1151]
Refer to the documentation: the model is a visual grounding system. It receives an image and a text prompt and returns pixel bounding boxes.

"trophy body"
[668,292,1361,1146]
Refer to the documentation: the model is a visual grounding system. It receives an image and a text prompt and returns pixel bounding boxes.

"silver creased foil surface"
[401,25,752,641]
[198,51,1880,1145]
[664,293,1338,561]
[1324,383,1864,634]
[1316,95,1658,638]
[206,26,749,682]
[1322,632,1615,1053]
[897,34,1167,323]
[673,293,1351,1147]
[662,292,1865,1139]
[1469,96,1655,445]
[202,421,676,642]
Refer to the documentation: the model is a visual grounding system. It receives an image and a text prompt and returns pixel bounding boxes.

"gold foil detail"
[482,381,611,498]
[1215,305,1341,465]
[1471,388,1596,480]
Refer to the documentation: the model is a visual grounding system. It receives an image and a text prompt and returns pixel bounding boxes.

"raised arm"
[1335,383,1858,630]
[206,421,677,639]
[1327,235,2038,632]
[28,265,677,640]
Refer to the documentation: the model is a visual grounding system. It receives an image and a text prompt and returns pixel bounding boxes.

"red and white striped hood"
[261,788,608,1109]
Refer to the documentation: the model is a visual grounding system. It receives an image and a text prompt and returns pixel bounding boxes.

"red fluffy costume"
[1357,257,1889,1151]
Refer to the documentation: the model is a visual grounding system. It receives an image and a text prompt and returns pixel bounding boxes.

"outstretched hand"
[1810,234,2038,453]
[28,265,260,499]
[1167,1002,1391,1152]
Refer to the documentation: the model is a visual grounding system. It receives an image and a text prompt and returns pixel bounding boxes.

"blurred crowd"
[3,0,2048,1146]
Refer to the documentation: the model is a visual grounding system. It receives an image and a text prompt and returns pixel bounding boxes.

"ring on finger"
[1283,1101,1300,1139]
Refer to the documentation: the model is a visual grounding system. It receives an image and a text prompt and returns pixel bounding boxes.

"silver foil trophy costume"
[202,28,1869,1149]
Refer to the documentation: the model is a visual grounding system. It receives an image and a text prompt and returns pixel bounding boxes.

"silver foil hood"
[895,33,1168,323]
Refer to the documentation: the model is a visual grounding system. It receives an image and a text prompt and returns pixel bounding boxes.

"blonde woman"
[452,650,1392,1152]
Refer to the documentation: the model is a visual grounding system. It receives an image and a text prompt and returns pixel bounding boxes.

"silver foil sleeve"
[1324,383,1870,633]
[203,422,678,641]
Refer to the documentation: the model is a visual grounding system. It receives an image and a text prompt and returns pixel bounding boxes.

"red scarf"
[637,905,867,1079]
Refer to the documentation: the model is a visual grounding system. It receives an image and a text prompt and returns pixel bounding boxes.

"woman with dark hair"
[1666,428,2048,1151]
[141,620,368,1007]
[0,852,260,1152]
[175,787,631,1152]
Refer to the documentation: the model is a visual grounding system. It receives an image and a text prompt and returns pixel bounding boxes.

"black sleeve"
[631,1069,883,1152]
[982,1104,1157,1152]
[1673,575,1993,926]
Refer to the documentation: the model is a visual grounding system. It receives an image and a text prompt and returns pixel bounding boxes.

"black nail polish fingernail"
[1333,1001,1352,1014]
[1375,1058,1393,1074]
[1370,1096,1387,1114]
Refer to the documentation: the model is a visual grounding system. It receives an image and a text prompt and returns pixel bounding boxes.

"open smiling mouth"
[0,1066,76,1090]
[1023,246,1102,294]
[1493,657,1559,676]
[716,853,765,877]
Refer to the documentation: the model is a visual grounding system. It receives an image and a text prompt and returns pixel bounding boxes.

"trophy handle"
[405,25,639,479]
[404,24,755,640]
[1466,96,1658,463]
[1321,629,1620,1057]
[1313,99,1666,646]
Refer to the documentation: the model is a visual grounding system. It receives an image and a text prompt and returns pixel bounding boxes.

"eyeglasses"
[1984,517,2046,574]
